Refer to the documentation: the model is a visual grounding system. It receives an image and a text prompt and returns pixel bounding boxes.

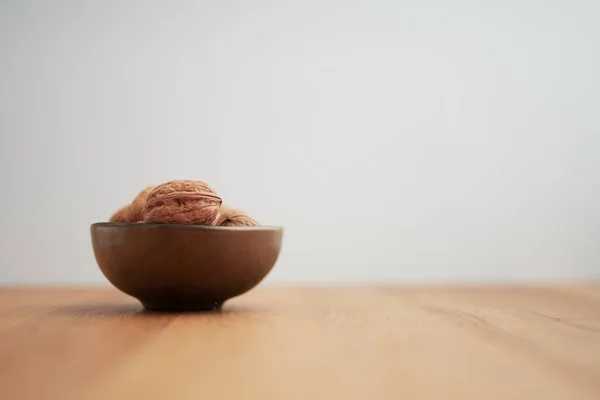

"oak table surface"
[0,286,599,400]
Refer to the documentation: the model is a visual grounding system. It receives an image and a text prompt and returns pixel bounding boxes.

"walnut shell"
[214,204,259,227]
[142,180,222,225]
[109,185,156,223]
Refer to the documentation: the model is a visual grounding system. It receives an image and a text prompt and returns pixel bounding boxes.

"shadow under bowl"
[90,222,283,311]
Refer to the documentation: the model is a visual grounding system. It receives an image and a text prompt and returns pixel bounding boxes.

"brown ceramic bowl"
[90,222,283,311]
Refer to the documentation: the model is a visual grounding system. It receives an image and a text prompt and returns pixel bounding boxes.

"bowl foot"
[141,300,224,312]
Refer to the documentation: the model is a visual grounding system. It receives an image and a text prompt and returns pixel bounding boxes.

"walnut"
[109,185,156,223]
[214,204,259,226]
[142,180,222,225]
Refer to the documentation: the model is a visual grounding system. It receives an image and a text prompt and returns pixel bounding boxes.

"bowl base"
[141,300,224,312]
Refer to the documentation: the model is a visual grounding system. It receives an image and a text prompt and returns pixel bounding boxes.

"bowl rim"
[91,222,283,232]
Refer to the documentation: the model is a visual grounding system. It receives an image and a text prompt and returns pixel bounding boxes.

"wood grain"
[0,285,599,400]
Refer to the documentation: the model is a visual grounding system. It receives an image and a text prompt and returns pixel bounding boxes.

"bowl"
[90,222,283,311]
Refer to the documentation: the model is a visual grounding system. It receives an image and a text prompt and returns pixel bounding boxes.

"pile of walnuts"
[109,180,259,227]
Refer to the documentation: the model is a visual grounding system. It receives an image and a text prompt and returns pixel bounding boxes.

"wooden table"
[0,286,599,399]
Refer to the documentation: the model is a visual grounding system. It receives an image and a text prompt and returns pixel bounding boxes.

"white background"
[1,0,598,285]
